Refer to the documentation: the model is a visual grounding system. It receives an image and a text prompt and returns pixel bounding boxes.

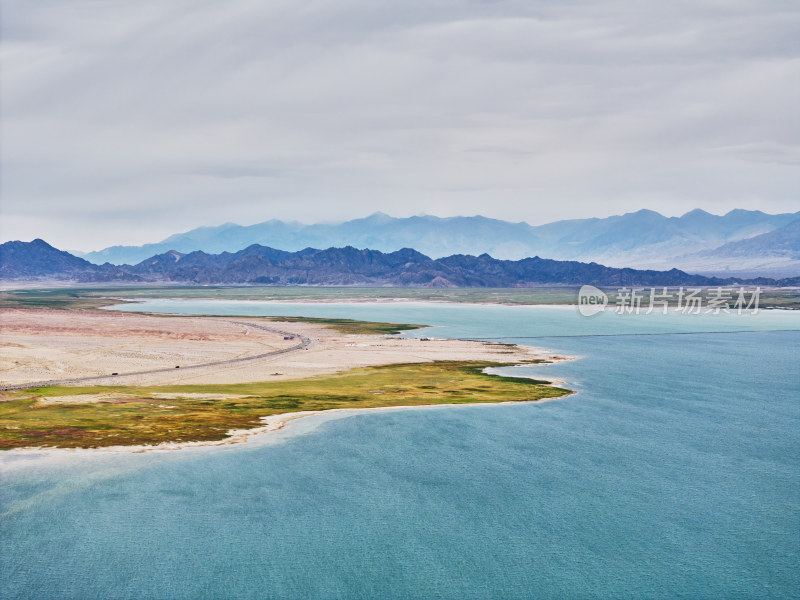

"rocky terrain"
[8,238,800,287]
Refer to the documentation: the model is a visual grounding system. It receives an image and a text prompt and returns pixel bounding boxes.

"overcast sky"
[1,0,798,251]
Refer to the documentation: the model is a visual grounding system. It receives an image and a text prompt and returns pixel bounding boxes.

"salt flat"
[0,308,560,388]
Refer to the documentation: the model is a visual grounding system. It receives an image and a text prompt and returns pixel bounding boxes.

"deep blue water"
[1,303,798,599]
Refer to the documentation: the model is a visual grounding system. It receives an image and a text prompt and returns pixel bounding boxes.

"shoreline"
[0,378,576,459]
[1,306,575,454]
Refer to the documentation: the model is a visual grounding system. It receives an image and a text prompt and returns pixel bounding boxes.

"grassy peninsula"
[0,361,570,449]
[261,316,424,335]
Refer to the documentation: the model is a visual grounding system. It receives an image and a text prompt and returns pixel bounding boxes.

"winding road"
[1,319,315,391]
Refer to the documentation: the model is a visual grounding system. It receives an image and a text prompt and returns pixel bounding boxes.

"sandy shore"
[0,389,576,459]
[0,309,298,386]
[0,308,565,387]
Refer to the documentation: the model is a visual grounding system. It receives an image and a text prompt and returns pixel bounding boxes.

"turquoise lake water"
[1,302,799,599]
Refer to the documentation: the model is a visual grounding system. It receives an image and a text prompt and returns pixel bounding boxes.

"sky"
[1,0,798,251]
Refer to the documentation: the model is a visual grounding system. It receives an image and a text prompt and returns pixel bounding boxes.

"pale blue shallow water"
[2,302,799,599]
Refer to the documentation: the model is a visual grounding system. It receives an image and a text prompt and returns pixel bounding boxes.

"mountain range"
[0,239,140,283]
[79,209,800,277]
[4,239,799,288]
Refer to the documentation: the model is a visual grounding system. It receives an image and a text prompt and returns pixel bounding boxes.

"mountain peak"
[628,209,665,218]
[681,209,712,218]
[363,212,394,224]
[725,209,766,217]
[0,239,139,281]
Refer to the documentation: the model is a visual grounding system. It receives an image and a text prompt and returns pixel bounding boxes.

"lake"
[2,301,798,599]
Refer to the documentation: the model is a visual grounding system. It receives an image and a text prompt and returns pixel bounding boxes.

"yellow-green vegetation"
[261,316,425,335]
[0,288,125,310]
[0,361,570,449]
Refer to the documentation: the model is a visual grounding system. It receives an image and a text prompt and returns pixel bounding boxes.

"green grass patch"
[0,361,571,449]
[260,316,425,335]
[0,289,126,310]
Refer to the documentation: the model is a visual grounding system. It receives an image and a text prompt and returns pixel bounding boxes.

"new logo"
[578,285,608,316]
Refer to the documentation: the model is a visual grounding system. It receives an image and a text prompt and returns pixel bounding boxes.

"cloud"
[1,0,798,250]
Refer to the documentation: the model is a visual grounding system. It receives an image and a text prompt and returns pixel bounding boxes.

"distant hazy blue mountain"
[703,218,800,257]
[81,209,800,276]
[82,213,538,265]
[672,218,800,278]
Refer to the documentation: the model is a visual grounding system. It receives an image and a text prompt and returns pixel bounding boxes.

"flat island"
[0,306,572,450]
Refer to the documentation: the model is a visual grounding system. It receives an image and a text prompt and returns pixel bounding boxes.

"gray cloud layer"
[2,0,798,250]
